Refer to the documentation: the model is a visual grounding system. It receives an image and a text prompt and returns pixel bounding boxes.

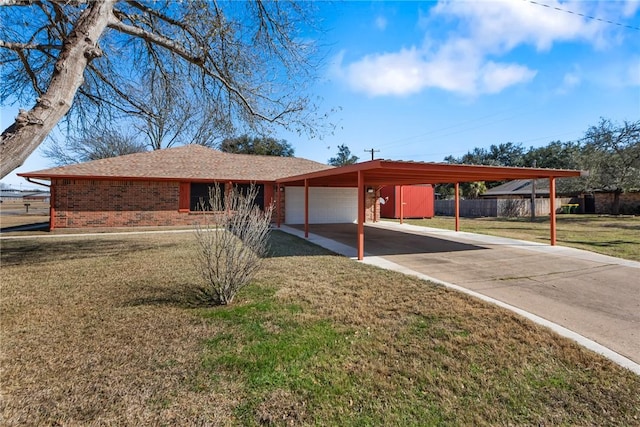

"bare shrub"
[500,198,526,218]
[194,184,273,305]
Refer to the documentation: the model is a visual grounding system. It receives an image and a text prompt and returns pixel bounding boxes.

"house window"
[190,183,225,211]
[235,183,265,210]
[188,183,265,212]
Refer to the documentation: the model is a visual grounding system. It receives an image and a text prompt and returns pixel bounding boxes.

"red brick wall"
[52,179,198,228]
[594,191,640,214]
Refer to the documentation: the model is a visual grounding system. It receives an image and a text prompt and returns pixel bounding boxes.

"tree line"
[437,118,639,213]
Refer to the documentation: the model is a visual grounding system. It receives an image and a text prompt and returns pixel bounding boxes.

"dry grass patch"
[1,230,639,426]
[0,200,49,230]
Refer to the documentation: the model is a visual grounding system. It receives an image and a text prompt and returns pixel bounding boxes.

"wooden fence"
[434,198,576,217]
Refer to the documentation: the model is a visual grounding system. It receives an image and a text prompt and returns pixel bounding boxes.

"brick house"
[19,145,336,229]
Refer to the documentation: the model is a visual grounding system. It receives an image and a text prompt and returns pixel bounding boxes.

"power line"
[524,0,640,31]
[364,148,380,160]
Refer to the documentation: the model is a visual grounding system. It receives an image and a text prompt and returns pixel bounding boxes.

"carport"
[276,160,584,260]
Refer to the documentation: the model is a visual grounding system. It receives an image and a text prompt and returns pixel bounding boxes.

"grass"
[0,200,49,229]
[401,214,640,261]
[1,230,639,426]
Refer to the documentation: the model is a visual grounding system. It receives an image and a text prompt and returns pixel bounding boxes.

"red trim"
[178,182,190,212]
[17,173,278,185]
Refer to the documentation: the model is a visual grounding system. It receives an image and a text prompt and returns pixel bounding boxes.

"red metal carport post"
[304,179,309,238]
[276,185,281,228]
[549,177,557,245]
[357,170,365,260]
[454,182,460,232]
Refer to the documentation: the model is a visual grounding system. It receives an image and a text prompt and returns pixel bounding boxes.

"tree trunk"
[612,190,621,215]
[0,0,115,178]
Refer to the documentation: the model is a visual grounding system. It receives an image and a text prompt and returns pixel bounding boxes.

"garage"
[284,187,358,224]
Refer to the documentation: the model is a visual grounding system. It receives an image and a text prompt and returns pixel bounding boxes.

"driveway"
[281,221,640,372]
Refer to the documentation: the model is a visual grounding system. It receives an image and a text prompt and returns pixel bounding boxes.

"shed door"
[285,187,358,224]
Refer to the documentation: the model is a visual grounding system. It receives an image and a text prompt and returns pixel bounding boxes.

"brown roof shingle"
[19,145,332,182]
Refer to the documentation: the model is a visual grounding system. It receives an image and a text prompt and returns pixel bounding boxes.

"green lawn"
[1,230,638,425]
[400,215,640,261]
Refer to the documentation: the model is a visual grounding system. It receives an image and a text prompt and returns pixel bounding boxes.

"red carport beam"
[304,179,309,238]
[454,182,460,232]
[357,170,365,260]
[549,177,557,245]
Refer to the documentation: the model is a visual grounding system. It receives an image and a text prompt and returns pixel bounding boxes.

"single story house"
[18,144,350,229]
[20,145,584,259]
[481,179,640,214]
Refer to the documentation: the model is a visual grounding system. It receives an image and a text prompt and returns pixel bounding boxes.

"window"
[188,183,265,212]
[235,183,265,210]
[190,183,225,211]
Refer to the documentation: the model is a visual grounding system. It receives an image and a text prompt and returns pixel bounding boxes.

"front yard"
[1,230,638,425]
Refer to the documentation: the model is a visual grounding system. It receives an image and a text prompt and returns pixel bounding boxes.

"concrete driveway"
[280,221,640,373]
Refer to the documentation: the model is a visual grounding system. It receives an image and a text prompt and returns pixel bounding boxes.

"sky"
[2,0,639,189]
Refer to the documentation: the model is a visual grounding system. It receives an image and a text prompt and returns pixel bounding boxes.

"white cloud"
[333,0,629,97]
[479,62,537,94]
[623,0,640,17]
[374,15,387,31]
[332,44,536,97]
[555,68,582,94]
[430,0,604,53]
[627,59,640,86]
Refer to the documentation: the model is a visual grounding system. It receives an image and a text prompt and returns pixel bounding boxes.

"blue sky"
[2,0,639,188]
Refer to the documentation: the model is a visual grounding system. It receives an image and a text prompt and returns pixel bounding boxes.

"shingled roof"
[19,145,332,182]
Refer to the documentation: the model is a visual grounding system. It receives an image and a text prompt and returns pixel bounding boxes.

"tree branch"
[107,19,287,124]
[0,41,63,50]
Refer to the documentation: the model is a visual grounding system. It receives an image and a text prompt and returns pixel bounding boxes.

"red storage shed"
[380,185,434,219]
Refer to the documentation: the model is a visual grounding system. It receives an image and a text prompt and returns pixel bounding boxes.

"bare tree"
[43,126,146,165]
[193,184,273,305]
[134,70,224,150]
[0,1,325,178]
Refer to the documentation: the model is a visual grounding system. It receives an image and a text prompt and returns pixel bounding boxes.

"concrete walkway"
[279,221,640,375]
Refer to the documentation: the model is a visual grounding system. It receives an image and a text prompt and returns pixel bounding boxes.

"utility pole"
[365,148,380,160]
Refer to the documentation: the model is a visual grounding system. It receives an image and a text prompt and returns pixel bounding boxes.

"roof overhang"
[276,159,585,187]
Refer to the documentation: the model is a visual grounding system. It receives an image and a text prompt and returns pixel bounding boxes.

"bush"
[194,184,273,305]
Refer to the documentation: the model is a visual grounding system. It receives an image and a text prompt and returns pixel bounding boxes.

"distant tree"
[579,118,640,214]
[434,181,487,199]
[43,127,146,166]
[443,142,526,193]
[328,144,359,166]
[445,142,526,167]
[219,135,294,157]
[523,141,582,170]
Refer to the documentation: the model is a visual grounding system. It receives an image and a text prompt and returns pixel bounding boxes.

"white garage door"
[285,187,358,224]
